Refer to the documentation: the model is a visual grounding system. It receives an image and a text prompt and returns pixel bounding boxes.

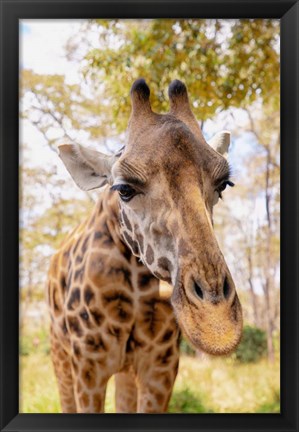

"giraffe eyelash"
[110,184,138,202]
[216,180,235,199]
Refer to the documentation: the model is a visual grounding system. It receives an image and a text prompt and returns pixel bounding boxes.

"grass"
[169,355,280,413]
[20,353,60,413]
[19,352,280,413]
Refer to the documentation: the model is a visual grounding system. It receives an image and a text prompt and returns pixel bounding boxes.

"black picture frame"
[0,0,298,431]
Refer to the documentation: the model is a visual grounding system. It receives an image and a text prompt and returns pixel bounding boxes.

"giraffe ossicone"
[49,79,242,413]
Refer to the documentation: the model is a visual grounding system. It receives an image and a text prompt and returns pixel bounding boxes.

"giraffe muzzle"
[170,273,243,355]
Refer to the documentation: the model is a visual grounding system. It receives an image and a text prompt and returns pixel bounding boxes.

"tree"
[79,19,279,131]
[21,70,119,150]
[22,19,279,140]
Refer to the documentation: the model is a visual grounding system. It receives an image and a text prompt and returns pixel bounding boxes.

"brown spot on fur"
[75,255,83,265]
[155,391,165,405]
[67,288,80,311]
[82,359,96,389]
[102,222,113,246]
[65,396,74,405]
[94,231,103,240]
[102,291,133,323]
[146,244,154,265]
[67,316,83,337]
[138,272,157,290]
[79,392,90,408]
[141,296,170,337]
[102,291,132,305]
[119,240,132,262]
[84,285,95,306]
[163,373,172,389]
[126,330,145,352]
[93,393,103,412]
[62,249,70,263]
[158,257,172,272]
[79,307,89,322]
[57,351,65,361]
[81,235,90,255]
[156,346,173,365]
[106,325,122,342]
[85,334,107,353]
[73,342,81,357]
[88,253,105,285]
[121,243,132,263]
[89,307,104,326]
[60,275,67,293]
[159,329,174,343]
[74,267,85,283]
[123,231,139,255]
[97,359,107,369]
[61,318,68,335]
[92,228,113,246]
[108,266,132,289]
[122,211,132,232]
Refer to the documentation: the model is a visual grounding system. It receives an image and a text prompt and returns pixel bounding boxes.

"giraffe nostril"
[223,277,230,299]
[194,281,204,300]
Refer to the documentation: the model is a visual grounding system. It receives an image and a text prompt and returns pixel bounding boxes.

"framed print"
[0,0,298,431]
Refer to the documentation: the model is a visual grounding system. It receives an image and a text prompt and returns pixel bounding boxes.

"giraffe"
[47,79,243,414]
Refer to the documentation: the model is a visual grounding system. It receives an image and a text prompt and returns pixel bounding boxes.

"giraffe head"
[59,79,242,355]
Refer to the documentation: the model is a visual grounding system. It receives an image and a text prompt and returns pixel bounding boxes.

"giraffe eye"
[110,184,136,202]
[216,180,234,199]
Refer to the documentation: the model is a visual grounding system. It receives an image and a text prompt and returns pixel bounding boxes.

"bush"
[234,325,267,363]
[169,388,213,413]
[256,389,280,413]
[20,336,32,356]
[20,326,51,356]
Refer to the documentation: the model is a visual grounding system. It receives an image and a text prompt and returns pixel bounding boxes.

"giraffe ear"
[208,131,231,156]
[58,144,119,191]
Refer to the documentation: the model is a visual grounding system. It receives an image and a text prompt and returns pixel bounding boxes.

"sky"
[20,20,83,82]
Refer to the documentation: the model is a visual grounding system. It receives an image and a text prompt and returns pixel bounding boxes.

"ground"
[19,347,280,413]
